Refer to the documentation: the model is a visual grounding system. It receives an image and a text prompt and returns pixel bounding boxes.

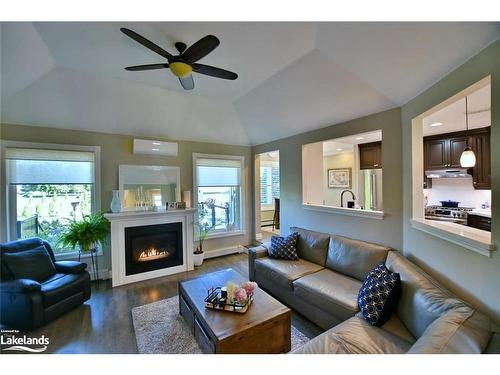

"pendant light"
[460,96,476,168]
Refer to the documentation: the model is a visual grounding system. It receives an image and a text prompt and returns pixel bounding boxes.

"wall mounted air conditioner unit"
[133,139,178,157]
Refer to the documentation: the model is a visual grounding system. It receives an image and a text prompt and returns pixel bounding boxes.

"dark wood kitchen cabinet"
[470,131,491,189]
[425,139,448,169]
[424,135,469,169]
[423,127,490,190]
[467,214,491,232]
[448,136,469,168]
[359,141,382,169]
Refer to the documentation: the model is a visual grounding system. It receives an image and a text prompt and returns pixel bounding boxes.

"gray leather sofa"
[248,227,495,354]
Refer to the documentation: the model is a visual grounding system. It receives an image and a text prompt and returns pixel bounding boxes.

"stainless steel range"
[425,205,473,225]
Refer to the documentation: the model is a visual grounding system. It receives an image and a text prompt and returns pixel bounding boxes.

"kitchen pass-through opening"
[411,75,493,256]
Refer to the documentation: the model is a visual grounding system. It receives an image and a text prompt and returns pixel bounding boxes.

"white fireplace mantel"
[104,209,196,287]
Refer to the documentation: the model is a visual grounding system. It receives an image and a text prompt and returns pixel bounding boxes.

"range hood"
[425,168,471,179]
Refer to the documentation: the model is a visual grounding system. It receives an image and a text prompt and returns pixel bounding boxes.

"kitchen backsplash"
[424,177,491,209]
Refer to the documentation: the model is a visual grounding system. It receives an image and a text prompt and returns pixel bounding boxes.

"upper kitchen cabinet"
[470,130,491,189]
[424,134,469,169]
[448,136,470,168]
[423,127,491,189]
[425,138,448,169]
[359,141,382,169]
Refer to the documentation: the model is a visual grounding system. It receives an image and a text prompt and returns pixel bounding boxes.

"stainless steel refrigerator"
[359,169,383,211]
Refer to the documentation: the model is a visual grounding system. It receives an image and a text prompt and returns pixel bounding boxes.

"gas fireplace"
[124,222,183,276]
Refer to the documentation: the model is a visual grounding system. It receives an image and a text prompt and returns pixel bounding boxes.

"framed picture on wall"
[328,168,351,189]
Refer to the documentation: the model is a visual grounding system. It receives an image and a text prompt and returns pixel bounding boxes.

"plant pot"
[193,252,204,267]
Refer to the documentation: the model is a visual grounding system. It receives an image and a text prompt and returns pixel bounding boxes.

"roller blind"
[6,147,95,184]
[196,157,241,187]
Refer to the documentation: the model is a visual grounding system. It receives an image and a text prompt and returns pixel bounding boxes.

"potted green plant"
[59,212,110,282]
[194,200,223,266]
[59,212,110,255]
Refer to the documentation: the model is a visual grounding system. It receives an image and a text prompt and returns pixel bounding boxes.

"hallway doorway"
[255,151,280,243]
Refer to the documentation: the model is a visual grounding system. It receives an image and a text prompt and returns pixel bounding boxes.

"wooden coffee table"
[178,268,291,354]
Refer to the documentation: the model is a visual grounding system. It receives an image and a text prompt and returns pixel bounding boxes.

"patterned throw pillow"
[268,232,299,260]
[357,262,401,326]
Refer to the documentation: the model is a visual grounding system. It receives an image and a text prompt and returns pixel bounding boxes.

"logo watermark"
[1,330,49,353]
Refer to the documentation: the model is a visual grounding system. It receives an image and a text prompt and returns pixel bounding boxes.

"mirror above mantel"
[118,165,181,211]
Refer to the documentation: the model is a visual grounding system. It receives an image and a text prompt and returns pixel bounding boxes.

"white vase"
[193,252,204,267]
[110,190,121,213]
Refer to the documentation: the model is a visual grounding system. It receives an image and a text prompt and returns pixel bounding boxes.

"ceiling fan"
[120,28,238,90]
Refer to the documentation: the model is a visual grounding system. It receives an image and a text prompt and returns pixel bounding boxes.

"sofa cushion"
[358,263,401,326]
[292,316,413,354]
[385,251,465,338]
[269,232,299,260]
[326,235,390,281]
[293,269,361,321]
[408,307,491,354]
[2,246,57,282]
[41,273,89,307]
[290,227,330,266]
[379,314,416,345]
[254,257,323,291]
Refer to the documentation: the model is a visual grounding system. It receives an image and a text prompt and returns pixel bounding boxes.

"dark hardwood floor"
[16,254,323,354]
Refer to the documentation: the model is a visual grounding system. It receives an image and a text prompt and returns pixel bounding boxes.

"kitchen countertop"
[469,209,492,218]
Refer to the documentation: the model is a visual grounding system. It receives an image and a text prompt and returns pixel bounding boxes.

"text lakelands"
[1,335,50,345]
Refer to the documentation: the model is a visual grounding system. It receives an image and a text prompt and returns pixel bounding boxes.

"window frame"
[260,160,278,211]
[192,152,245,239]
[1,140,101,258]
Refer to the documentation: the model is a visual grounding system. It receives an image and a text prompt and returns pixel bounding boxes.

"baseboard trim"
[88,268,111,280]
[204,245,245,259]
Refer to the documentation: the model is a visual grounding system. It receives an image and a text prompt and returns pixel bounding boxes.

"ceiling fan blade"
[182,35,220,63]
[179,75,194,90]
[125,63,169,71]
[121,28,173,60]
[193,63,238,80]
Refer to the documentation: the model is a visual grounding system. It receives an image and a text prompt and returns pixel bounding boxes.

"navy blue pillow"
[357,262,401,326]
[269,232,299,260]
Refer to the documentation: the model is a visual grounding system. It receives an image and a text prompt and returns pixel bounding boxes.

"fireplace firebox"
[124,222,183,276]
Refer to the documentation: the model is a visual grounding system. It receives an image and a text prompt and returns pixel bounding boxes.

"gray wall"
[401,39,500,325]
[253,107,403,250]
[0,124,253,275]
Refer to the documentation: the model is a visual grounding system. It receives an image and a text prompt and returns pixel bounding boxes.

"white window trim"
[193,152,246,240]
[1,140,101,259]
[260,168,274,211]
[259,161,278,211]
[409,75,495,257]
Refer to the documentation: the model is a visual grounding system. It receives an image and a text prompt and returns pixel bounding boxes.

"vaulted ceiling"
[1,22,499,145]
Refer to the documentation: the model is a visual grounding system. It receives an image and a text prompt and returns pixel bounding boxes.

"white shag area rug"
[131,296,310,354]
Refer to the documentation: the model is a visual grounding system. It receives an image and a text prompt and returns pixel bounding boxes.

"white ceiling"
[1,22,499,145]
[323,130,382,156]
[423,84,491,136]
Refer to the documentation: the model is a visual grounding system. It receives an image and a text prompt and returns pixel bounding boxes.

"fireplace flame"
[138,247,170,262]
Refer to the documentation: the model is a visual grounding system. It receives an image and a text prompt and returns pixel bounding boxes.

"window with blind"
[4,144,99,254]
[260,161,280,208]
[193,154,244,235]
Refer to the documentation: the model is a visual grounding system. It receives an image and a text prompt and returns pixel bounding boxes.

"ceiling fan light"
[460,146,476,168]
[169,62,193,78]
